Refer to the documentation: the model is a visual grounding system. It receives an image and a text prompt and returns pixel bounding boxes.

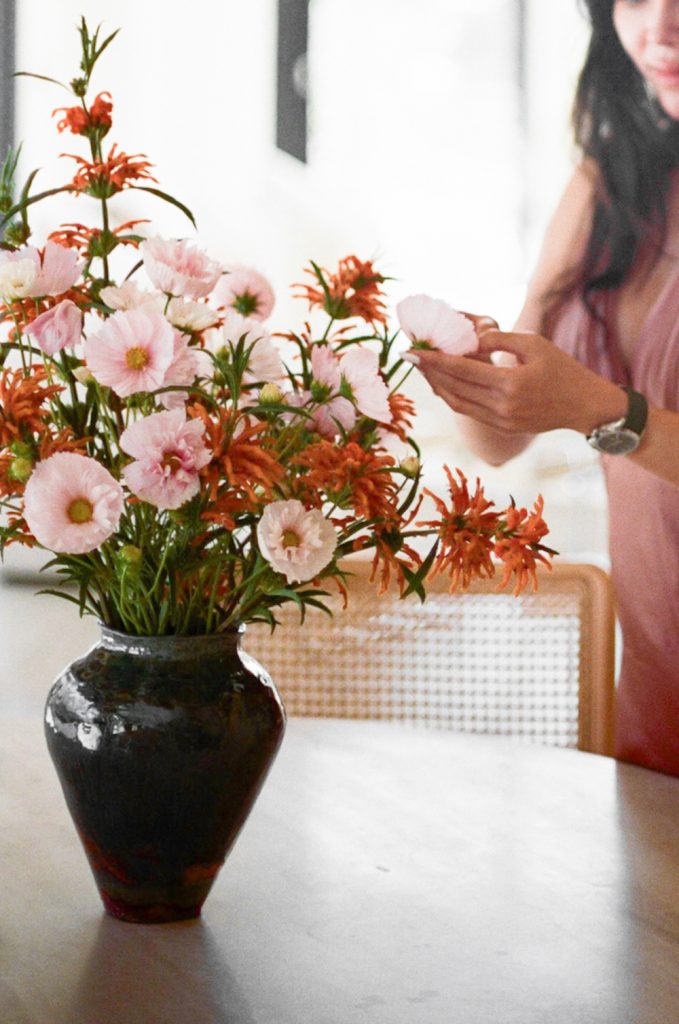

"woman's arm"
[429,161,597,466]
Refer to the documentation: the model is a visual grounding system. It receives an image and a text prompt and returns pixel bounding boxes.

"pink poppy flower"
[141,236,222,300]
[257,499,337,583]
[212,264,275,320]
[84,309,175,397]
[119,408,212,510]
[396,294,478,355]
[23,452,124,554]
[340,347,391,423]
[24,300,83,356]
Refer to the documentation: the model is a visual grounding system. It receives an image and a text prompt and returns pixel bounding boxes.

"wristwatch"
[586,387,648,455]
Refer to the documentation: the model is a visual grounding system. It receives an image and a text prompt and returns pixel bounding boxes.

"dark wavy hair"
[556,0,679,316]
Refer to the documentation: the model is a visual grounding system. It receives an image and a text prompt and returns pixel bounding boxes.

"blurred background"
[0,0,606,585]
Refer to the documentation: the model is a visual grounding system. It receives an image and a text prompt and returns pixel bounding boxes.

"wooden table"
[2,714,679,1024]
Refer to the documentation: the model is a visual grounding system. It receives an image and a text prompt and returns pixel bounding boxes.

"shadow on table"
[65,914,256,1024]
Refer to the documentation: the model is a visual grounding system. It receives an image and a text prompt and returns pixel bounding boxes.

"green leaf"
[132,186,196,228]
[0,185,72,230]
[13,71,70,90]
[401,541,439,602]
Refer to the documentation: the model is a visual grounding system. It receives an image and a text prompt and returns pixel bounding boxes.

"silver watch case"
[587,420,642,455]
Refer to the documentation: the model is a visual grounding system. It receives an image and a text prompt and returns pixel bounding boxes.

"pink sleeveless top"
[552,274,679,776]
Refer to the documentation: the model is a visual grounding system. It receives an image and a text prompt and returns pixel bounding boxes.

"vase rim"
[98,623,245,656]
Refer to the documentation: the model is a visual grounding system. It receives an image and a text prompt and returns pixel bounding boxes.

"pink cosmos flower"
[159,332,209,409]
[100,281,162,312]
[257,499,337,583]
[396,294,478,355]
[212,264,275,320]
[24,300,83,356]
[166,297,219,332]
[31,242,83,296]
[340,347,391,423]
[141,236,222,300]
[308,346,355,437]
[213,311,285,382]
[119,408,212,510]
[0,242,82,298]
[0,256,38,298]
[84,309,175,397]
[23,452,124,554]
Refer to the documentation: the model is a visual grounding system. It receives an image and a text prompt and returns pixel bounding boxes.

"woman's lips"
[647,64,679,86]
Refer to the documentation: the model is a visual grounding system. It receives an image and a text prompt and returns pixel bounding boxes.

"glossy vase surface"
[44,625,286,924]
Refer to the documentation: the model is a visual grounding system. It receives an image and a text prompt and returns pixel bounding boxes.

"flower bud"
[8,456,34,484]
[399,456,420,478]
[259,382,284,405]
[119,544,142,566]
[73,365,95,385]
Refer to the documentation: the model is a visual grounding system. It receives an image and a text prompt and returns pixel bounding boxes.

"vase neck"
[98,626,244,658]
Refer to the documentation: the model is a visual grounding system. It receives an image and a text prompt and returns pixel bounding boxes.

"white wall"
[13,0,605,560]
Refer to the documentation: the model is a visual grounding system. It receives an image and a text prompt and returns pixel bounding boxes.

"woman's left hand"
[408,328,627,436]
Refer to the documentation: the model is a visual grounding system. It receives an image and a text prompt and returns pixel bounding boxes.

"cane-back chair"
[243,560,616,756]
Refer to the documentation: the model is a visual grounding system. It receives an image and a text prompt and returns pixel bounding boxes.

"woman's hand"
[407,325,627,437]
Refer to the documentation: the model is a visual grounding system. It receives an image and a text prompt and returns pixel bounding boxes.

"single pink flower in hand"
[24,299,82,356]
[141,236,222,300]
[396,294,478,355]
[119,408,212,510]
[212,264,275,320]
[84,309,175,397]
[257,499,337,583]
[340,347,391,423]
[23,452,123,554]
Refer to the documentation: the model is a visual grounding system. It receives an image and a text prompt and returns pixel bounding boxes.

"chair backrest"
[243,560,616,756]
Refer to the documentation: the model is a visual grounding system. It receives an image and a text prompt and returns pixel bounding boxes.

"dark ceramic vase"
[44,625,286,924]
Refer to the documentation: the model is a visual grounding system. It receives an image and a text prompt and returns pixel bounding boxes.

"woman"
[408,0,679,775]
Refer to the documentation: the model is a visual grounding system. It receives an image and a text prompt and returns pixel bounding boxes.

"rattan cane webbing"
[243,562,615,755]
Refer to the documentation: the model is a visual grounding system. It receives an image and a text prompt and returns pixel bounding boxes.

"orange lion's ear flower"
[0,367,63,448]
[53,92,113,137]
[296,256,388,326]
[494,496,554,596]
[64,144,157,199]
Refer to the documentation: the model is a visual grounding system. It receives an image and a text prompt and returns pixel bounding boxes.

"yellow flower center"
[126,346,149,370]
[282,529,301,549]
[67,497,94,524]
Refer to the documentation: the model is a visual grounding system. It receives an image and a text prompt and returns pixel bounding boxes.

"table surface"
[2,713,679,1024]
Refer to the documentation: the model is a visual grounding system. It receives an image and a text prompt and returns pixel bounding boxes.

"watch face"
[588,427,641,455]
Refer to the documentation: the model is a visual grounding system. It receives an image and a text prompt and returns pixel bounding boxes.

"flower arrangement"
[0,20,554,636]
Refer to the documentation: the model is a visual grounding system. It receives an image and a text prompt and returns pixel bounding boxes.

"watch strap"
[620,386,648,437]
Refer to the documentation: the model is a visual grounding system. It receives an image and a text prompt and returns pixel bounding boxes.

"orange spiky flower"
[0,368,63,448]
[419,467,501,591]
[53,92,113,136]
[64,144,157,198]
[296,256,388,325]
[293,440,399,521]
[49,219,150,255]
[494,496,553,595]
